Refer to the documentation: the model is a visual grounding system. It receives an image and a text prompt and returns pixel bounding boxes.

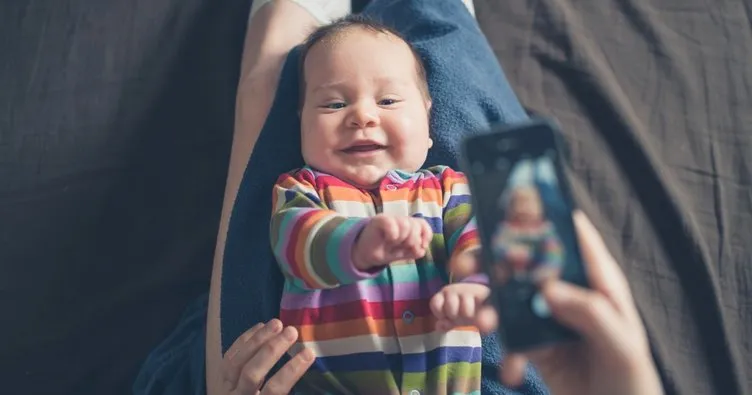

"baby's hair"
[297,14,431,110]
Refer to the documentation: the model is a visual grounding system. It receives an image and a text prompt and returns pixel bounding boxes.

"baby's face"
[508,187,544,223]
[300,28,432,188]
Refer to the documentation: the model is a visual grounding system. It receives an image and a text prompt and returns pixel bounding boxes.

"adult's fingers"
[260,348,316,395]
[573,212,633,310]
[541,280,624,350]
[223,320,283,390]
[235,326,302,394]
[500,354,528,388]
[573,211,643,325]
[225,322,265,363]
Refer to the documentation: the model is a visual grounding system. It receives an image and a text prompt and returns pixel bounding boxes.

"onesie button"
[402,310,415,324]
[385,184,397,191]
[409,390,421,395]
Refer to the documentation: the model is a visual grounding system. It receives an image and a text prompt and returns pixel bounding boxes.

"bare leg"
[205,2,346,394]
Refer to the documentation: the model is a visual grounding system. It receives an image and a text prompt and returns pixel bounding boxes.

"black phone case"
[459,118,588,352]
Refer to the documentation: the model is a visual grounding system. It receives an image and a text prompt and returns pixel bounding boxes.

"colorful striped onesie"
[270,165,483,395]
[492,220,564,282]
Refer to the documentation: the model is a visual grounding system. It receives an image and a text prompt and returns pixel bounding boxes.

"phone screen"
[461,120,588,351]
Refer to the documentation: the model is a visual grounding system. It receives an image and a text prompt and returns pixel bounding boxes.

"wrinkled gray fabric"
[479,1,752,394]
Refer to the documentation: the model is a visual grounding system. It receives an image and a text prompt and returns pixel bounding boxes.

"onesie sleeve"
[269,170,377,290]
[438,167,486,285]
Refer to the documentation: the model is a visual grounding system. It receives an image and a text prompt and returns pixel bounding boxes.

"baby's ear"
[428,137,434,148]
[425,99,433,112]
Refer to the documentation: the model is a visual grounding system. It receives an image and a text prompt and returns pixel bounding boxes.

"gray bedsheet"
[477,1,751,393]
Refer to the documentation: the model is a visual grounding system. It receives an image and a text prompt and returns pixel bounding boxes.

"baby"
[491,185,564,285]
[269,15,487,395]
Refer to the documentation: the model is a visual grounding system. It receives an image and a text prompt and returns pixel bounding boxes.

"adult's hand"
[222,319,314,395]
[472,211,664,395]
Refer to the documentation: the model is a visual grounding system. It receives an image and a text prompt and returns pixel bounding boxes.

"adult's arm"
[205,2,319,394]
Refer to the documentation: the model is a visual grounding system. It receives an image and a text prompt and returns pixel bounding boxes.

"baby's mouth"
[341,142,387,154]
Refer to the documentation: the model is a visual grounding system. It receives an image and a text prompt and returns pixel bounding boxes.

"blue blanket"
[136,1,550,394]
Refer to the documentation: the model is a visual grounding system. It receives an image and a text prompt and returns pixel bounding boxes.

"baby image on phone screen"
[490,160,564,285]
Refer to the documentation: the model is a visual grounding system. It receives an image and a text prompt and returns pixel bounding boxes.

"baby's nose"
[348,105,379,128]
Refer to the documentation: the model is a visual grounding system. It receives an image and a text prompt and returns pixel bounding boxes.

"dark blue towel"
[136,1,550,394]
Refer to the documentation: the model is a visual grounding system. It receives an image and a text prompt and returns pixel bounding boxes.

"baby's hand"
[430,283,490,331]
[352,214,433,271]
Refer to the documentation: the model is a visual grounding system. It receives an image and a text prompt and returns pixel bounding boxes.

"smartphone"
[460,118,589,352]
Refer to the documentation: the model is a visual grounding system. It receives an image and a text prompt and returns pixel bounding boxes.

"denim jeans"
[135,1,548,394]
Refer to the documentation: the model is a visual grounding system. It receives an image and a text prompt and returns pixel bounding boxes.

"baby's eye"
[323,102,346,109]
[379,98,398,106]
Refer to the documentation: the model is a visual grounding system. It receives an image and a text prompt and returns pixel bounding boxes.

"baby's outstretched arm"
[271,171,375,290]
[352,214,433,271]
[271,170,434,290]
[433,167,491,330]
[430,282,490,331]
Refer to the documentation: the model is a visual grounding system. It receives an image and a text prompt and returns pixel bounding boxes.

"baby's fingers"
[380,216,401,243]
[395,217,413,243]
[474,305,499,334]
[419,219,433,248]
[430,292,446,321]
[387,247,420,262]
[459,293,477,320]
[436,296,479,329]
[435,319,456,332]
[408,222,424,255]
[441,291,461,319]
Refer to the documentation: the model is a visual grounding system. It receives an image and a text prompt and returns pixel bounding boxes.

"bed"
[2,0,749,394]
